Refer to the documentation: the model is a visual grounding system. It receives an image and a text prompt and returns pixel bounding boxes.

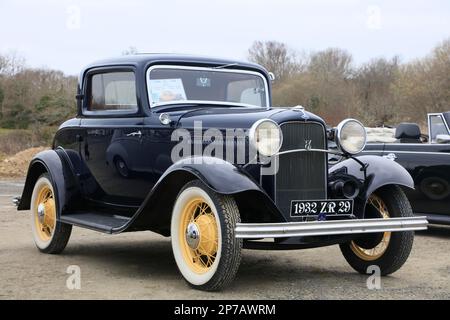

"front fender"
[162,156,262,194]
[17,149,78,217]
[123,156,284,235]
[330,155,414,195]
[329,155,414,216]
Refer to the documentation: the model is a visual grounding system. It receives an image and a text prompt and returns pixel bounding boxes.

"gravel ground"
[0,180,449,300]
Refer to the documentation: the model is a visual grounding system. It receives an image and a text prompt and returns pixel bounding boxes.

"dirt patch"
[0,147,48,178]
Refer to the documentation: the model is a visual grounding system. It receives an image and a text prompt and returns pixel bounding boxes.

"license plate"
[290,199,353,217]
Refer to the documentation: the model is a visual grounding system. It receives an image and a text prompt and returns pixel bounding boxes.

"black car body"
[362,112,450,225]
[16,54,427,290]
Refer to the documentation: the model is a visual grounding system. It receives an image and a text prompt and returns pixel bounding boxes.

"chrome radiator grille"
[275,122,327,217]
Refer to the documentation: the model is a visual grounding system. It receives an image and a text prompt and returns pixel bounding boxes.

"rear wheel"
[171,180,242,291]
[340,186,414,275]
[31,174,72,254]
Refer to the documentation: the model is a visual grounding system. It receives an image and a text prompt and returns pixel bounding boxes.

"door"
[80,69,152,206]
[140,116,178,184]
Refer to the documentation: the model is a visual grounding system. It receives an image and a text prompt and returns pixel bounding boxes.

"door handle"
[126,130,142,138]
[383,153,397,161]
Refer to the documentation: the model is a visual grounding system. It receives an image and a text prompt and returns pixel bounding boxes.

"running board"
[235,216,428,239]
[60,212,131,234]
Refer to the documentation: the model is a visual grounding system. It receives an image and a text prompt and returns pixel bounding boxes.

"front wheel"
[31,174,72,254]
[340,186,414,275]
[171,180,242,291]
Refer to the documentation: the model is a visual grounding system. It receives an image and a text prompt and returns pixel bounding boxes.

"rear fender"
[17,149,79,217]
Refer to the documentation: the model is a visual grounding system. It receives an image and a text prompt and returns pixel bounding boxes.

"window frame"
[82,66,140,117]
[428,113,450,143]
[145,65,270,109]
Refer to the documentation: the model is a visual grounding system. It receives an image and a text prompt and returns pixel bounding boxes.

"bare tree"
[248,41,299,81]
[354,57,400,126]
[308,48,353,80]
[0,51,25,76]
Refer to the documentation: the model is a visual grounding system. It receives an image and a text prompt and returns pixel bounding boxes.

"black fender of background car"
[17,149,80,216]
[329,155,414,216]
[126,156,286,235]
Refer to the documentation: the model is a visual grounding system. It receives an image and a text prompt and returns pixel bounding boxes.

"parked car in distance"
[361,112,450,225]
[16,54,427,291]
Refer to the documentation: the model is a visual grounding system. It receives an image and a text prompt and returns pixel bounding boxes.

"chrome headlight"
[335,119,367,155]
[249,119,283,156]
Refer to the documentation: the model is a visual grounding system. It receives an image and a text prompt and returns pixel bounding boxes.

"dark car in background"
[361,112,450,225]
[15,54,427,291]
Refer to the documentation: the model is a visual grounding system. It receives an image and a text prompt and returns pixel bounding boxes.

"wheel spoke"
[180,198,218,272]
[34,184,56,242]
[351,194,391,261]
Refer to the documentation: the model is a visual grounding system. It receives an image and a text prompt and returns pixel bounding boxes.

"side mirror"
[268,72,275,81]
[436,134,450,144]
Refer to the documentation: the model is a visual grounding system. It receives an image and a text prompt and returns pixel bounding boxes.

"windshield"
[429,114,449,142]
[147,66,268,108]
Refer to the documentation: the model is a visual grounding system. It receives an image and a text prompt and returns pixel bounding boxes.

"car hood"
[156,106,325,129]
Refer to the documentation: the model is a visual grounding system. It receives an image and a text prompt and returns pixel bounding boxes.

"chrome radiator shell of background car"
[235,216,428,239]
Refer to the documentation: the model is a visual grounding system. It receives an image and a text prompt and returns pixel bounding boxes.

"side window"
[87,71,137,112]
[429,115,448,143]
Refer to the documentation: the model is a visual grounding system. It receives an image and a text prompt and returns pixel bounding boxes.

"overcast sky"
[1,0,449,75]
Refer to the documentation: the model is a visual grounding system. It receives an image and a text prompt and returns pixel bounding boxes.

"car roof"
[79,53,268,81]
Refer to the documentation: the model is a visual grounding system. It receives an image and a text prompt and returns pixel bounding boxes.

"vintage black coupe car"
[362,112,450,225]
[16,54,427,291]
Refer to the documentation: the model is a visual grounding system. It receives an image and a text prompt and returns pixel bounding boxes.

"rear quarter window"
[87,71,138,113]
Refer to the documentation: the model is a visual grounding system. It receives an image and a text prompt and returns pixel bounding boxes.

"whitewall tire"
[30,174,72,254]
[171,180,242,291]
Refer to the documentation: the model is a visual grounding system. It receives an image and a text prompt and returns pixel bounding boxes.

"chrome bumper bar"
[235,216,428,239]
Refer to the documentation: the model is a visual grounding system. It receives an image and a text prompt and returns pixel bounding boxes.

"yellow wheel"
[31,174,72,253]
[33,183,56,242]
[340,186,414,275]
[171,180,242,291]
[349,194,391,261]
[179,198,219,274]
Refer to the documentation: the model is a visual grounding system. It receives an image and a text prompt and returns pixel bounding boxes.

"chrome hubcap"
[185,222,200,249]
[37,203,45,224]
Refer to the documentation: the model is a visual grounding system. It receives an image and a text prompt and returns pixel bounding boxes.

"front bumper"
[235,216,428,239]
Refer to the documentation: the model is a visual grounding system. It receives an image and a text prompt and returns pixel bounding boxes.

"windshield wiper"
[153,102,233,113]
[152,100,256,109]
[213,63,239,69]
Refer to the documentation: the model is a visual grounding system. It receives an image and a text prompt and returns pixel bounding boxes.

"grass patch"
[0,128,25,135]
[0,126,56,156]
